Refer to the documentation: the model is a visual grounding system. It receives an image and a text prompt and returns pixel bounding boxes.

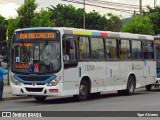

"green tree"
[7,18,19,42]
[48,4,121,31]
[106,13,122,32]
[143,6,160,35]
[86,10,108,30]
[31,9,53,27]
[0,15,7,44]
[16,0,38,28]
[48,4,81,27]
[0,15,7,30]
[121,16,154,35]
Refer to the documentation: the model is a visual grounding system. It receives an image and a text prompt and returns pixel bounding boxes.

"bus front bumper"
[10,83,63,97]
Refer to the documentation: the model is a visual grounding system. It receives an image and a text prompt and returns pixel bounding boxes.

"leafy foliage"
[143,6,160,35]
[86,10,108,30]
[7,18,19,41]
[121,16,154,35]
[48,4,122,31]
[0,15,7,43]
[31,9,53,27]
[105,13,122,31]
[0,15,7,30]
[16,0,38,28]
[48,4,83,27]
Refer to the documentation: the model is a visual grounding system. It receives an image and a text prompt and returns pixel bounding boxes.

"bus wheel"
[118,76,135,96]
[125,76,135,95]
[34,96,46,102]
[75,80,89,101]
[146,85,152,91]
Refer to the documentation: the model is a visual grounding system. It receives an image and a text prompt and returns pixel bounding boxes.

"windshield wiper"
[39,41,49,55]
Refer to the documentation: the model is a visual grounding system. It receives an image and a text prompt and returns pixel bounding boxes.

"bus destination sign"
[19,32,55,39]
[154,39,160,44]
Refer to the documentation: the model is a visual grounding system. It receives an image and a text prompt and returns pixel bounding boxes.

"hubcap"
[80,85,87,96]
[129,81,134,92]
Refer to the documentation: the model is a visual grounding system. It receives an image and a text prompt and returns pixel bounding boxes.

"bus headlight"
[10,75,21,86]
[48,76,62,86]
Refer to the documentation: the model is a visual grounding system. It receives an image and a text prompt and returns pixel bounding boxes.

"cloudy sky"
[0,0,159,18]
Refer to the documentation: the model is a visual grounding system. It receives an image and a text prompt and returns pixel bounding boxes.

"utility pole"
[139,0,142,16]
[154,0,157,8]
[83,0,85,29]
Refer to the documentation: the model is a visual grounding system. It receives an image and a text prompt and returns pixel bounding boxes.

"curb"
[3,96,32,101]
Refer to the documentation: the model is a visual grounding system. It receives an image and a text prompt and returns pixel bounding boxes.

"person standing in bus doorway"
[63,46,69,61]
[0,62,9,101]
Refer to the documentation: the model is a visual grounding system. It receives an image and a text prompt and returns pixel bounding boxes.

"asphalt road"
[0,87,160,120]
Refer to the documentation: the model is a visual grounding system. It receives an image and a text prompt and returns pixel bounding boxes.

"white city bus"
[9,27,156,102]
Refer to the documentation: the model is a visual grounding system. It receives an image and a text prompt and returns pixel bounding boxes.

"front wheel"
[74,80,89,101]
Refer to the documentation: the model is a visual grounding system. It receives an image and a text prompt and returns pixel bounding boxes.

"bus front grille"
[18,76,50,81]
[23,83,46,85]
[25,88,43,92]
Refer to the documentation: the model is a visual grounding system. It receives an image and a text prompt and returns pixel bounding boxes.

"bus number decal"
[133,64,143,70]
[85,65,95,71]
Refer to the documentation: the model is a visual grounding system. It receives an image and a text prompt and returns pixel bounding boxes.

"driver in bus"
[63,46,69,61]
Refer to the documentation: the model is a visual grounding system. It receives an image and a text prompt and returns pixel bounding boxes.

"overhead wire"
[88,0,147,8]
[0,0,22,5]
[61,0,139,14]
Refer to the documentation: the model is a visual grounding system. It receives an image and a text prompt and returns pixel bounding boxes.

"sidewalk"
[3,85,29,100]
[3,75,29,101]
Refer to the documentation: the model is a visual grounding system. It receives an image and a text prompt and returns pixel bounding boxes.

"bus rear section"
[152,36,160,89]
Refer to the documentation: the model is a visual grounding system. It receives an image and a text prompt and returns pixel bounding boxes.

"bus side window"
[91,37,105,60]
[69,40,77,61]
[119,39,131,59]
[143,41,154,60]
[105,38,118,59]
[63,35,78,68]
[78,37,90,60]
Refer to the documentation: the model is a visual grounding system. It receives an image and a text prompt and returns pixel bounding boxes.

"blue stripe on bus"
[79,67,81,78]
[92,31,100,36]
[13,74,57,84]
[110,69,112,77]
[148,66,150,75]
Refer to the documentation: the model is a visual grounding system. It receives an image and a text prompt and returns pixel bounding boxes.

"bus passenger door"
[105,38,121,91]
[63,36,79,95]
[106,62,120,91]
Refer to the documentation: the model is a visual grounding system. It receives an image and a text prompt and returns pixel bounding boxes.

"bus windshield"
[11,41,61,74]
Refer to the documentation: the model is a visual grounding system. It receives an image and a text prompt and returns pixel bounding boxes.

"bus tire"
[118,76,135,95]
[125,75,135,95]
[146,85,152,91]
[74,80,89,101]
[34,96,46,102]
